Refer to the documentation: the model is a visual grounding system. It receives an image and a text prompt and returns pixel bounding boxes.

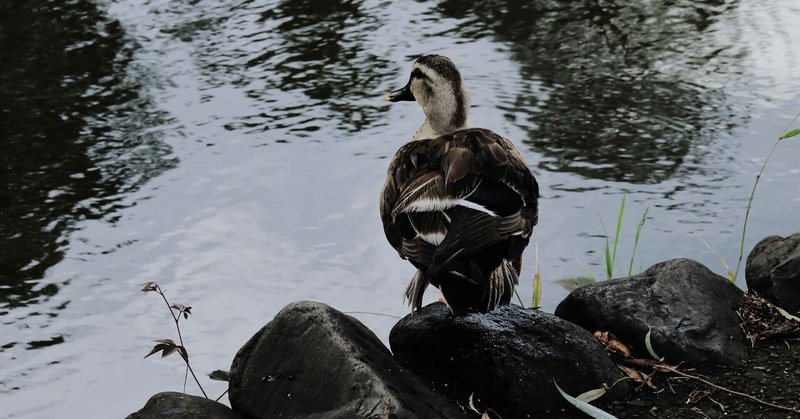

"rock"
[389,302,629,417]
[126,392,240,419]
[228,301,464,419]
[555,258,745,368]
[746,233,800,315]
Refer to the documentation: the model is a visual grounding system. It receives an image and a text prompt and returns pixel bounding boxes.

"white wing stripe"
[418,232,446,245]
[404,197,497,216]
[456,199,498,216]
[406,197,461,212]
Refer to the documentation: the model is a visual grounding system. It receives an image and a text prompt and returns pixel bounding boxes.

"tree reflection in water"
[436,0,743,183]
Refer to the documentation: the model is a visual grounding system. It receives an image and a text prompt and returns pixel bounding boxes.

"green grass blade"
[554,380,617,419]
[514,289,525,307]
[600,217,612,280]
[627,206,649,276]
[611,192,626,278]
[531,244,542,309]
[780,128,800,139]
[696,233,734,282]
[343,311,402,319]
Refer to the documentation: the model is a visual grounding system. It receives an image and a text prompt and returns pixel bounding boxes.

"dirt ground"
[600,337,800,418]
[600,295,800,418]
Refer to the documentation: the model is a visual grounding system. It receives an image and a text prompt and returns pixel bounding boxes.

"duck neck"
[411,87,470,141]
[411,112,469,141]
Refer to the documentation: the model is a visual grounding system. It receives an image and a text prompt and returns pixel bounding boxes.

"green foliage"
[531,243,542,309]
[735,112,800,281]
[780,128,800,139]
[600,192,648,280]
[627,206,649,277]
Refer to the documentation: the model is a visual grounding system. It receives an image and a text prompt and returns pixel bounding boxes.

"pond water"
[2,0,799,417]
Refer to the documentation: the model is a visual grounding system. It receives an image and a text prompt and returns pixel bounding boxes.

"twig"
[215,389,229,402]
[343,311,402,319]
[655,364,800,414]
[156,285,208,399]
[708,396,725,412]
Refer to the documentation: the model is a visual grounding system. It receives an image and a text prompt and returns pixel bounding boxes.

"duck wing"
[381,128,539,273]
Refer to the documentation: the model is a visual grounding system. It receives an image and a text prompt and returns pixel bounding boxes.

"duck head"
[386,54,470,140]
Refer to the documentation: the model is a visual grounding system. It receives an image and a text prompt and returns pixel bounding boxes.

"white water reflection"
[2,0,800,417]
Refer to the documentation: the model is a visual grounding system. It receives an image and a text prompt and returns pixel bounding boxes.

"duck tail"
[485,259,519,310]
[404,270,429,312]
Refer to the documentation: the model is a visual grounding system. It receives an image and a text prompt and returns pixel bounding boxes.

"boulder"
[126,392,240,419]
[390,302,629,417]
[229,301,464,419]
[555,258,745,368]
[746,233,800,315]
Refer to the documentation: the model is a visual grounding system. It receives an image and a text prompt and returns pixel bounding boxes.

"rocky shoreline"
[127,234,800,418]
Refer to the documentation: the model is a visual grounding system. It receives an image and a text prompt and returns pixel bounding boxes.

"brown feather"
[380,127,539,313]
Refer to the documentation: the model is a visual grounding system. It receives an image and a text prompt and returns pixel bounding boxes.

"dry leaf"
[177,346,189,361]
[145,339,180,358]
[171,304,192,319]
[141,282,158,292]
[594,331,631,358]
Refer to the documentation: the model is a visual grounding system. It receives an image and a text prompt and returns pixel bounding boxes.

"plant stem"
[612,192,626,278]
[628,206,649,276]
[156,286,208,399]
[735,111,800,280]
[183,365,189,394]
[514,289,525,307]
[734,140,779,281]
[343,311,402,319]
[216,389,229,402]
[184,360,208,399]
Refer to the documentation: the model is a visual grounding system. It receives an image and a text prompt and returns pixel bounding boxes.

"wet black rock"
[390,302,629,417]
[555,258,745,368]
[126,392,240,419]
[746,233,800,315]
[228,301,464,419]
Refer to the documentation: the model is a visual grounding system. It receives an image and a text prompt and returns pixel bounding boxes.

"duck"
[380,54,539,315]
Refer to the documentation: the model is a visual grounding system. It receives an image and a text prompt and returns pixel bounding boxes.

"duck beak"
[384,82,415,102]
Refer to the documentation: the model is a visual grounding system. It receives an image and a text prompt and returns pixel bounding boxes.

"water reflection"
[436,0,743,183]
[0,0,175,312]
[252,0,393,134]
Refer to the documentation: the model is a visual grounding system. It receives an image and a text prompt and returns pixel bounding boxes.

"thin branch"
[155,285,208,399]
[343,311,403,319]
[183,365,189,394]
[215,389,229,402]
[184,360,208,399]
[654,364,800,414]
